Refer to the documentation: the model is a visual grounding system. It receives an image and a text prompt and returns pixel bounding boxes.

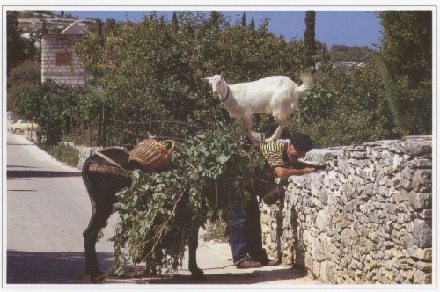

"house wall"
[261,137,432,284]
[40,34,88,86]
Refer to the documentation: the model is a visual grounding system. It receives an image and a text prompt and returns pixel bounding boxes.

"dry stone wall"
[260,137,432,284]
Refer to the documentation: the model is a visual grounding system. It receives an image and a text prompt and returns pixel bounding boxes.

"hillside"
[17,11,96,34]
[329,44,378,62]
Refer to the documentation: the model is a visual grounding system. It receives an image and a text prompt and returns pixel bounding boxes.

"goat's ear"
[201,77,209,83]
[220,72,225,78]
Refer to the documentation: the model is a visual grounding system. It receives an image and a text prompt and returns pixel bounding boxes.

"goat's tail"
[296,73,313,92]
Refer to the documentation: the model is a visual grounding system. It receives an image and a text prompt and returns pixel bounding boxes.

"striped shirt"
[259,141,290,169]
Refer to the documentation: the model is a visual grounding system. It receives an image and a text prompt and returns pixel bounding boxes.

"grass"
[45,142,79,168]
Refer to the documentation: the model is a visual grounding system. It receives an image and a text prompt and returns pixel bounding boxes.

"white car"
[10,119,40,134]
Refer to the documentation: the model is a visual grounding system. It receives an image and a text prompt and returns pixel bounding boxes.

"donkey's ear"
[220,72,225,78]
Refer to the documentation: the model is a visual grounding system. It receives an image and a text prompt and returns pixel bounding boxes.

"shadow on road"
[7,170,82,179]
[141,267,309,285]
[6,165,40,168]
[7,250,314,285]
[6,251,113,284]
[6,143,36,146]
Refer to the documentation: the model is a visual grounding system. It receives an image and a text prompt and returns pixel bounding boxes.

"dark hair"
[289,133,313,152]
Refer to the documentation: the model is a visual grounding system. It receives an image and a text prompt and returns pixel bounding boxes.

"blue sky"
[62,10,381,49]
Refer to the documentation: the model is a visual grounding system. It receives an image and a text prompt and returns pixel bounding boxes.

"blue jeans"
[229,197,263,263]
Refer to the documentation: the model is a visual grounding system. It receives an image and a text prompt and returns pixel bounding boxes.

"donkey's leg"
[188,226,205,280]
[83,200,113,282]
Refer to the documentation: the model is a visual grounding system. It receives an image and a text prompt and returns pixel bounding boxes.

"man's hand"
[274,163,326,179]
[303,167,316,174]
[314,164,327,170]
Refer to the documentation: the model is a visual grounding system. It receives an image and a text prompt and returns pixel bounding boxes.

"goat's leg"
[266,118,287,142]
[83,201,113,283]
[187,227,205,280]
[241,116,257,144]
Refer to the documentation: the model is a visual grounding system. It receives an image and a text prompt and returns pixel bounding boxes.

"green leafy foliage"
[14,80,87,145]
[291,54,397,147]
[74,12,306,146]
[44,142,79,167]
[111,129,265,275]
[378,11,432,135]
[7,60,40,112]
[7,11,27,75]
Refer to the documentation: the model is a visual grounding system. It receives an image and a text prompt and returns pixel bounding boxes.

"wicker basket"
[128,139,175,171]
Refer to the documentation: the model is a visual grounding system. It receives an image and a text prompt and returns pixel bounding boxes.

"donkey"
[201,72,312,144]
[82,148,204,282]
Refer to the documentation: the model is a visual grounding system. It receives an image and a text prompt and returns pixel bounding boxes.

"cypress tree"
[304,11,316,71]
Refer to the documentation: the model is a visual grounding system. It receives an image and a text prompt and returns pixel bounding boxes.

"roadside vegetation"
[42,142,80,168]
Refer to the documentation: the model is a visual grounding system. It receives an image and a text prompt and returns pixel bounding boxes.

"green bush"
[291,54,398,147]
[46,142,79,167]
[111,129,265,275]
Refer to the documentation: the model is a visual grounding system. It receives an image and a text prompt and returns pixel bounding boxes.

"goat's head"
[201,72,226,97]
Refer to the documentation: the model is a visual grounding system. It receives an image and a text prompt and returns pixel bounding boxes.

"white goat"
[201,72,312,143]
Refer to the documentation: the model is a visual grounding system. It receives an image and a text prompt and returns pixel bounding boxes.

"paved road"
[5,132,118,284]
[4,131,321,287]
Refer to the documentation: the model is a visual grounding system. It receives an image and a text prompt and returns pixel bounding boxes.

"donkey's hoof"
[191,268,206,281]
[91,271,105,284]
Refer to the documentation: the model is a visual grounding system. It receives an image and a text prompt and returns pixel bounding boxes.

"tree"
[74,11,305,146]
[15,80,85,145]
[304,11,316,70]
[378,11,432,135]
[41,20,48,33]
[241,12,247,26]
[7,11,27,76]
[172,12,179,32]
[103,18,117,33]
[7,60,40,112]
[249,17,255,31]
[94,18,103,35]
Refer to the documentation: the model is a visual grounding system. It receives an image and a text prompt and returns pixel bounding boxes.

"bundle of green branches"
[110,129,266,276]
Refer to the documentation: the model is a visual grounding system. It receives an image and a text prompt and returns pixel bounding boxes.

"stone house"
[40,21,89,86]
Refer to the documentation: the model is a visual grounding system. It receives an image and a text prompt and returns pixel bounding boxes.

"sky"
[61,10,382,49]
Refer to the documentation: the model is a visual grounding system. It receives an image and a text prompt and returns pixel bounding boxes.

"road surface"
[5,132,118,284]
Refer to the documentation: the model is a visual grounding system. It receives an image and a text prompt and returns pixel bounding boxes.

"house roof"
[61,20,90,34]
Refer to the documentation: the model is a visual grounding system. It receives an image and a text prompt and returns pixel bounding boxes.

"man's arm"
[274,166,316,179]
[290,160,327,170]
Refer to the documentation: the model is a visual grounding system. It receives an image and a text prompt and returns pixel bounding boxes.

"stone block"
[408,158,432,169]
[412,169,432,192]
[409,247,432,261]
[411,193,432,209]
[404,140,432,157]
[413,270,432,284]
[413,219,432,248]
[418,209,432,219]
[416,261,432,271]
